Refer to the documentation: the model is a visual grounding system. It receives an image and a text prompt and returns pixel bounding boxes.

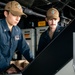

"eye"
[52,18,57,20]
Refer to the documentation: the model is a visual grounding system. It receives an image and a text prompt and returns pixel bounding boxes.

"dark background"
[0,0,75,29]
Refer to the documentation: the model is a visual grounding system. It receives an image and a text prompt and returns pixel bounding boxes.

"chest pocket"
[0,32,10,46]
[12,35,20,45]
[14,35,20,41]
[0,32,10,55]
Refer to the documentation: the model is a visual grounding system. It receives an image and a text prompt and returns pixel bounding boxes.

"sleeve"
[17,32,34,62]
[0,21,9,71]
[0,50,8,71]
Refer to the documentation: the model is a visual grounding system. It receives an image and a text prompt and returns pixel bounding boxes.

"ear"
[45,17,47,22]
[58,17,60,22]
[4,11,8,17]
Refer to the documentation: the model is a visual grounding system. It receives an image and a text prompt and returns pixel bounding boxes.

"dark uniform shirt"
[0,19,33,72]
[37,25,65,55]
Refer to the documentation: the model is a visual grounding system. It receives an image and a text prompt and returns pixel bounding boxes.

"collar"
[48,25,61,32]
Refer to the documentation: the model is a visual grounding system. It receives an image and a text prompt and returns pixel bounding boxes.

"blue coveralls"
[0,19,33,72]
[37,25,65,55]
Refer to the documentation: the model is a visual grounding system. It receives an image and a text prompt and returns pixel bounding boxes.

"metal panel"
[22,28,35,58]
[55,59,75,75]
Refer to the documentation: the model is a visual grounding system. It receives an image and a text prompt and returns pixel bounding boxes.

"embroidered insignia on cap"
[16,4,21,9]
[51,10,55,14]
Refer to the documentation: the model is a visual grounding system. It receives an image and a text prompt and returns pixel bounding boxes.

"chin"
[13,24,17,26]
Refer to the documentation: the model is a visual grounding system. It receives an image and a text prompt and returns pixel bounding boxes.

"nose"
[16,16,21,21]
[52,19,55,24]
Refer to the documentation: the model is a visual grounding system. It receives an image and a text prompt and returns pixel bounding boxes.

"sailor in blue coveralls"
[37,8,65,55]
[0,1,33,72]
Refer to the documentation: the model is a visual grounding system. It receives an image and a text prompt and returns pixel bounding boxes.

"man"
[0,1,33,72]
[37,8,65,55]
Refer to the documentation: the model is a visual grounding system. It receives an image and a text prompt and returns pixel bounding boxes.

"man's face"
[4,11,21,26]
[46,18,60,29]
